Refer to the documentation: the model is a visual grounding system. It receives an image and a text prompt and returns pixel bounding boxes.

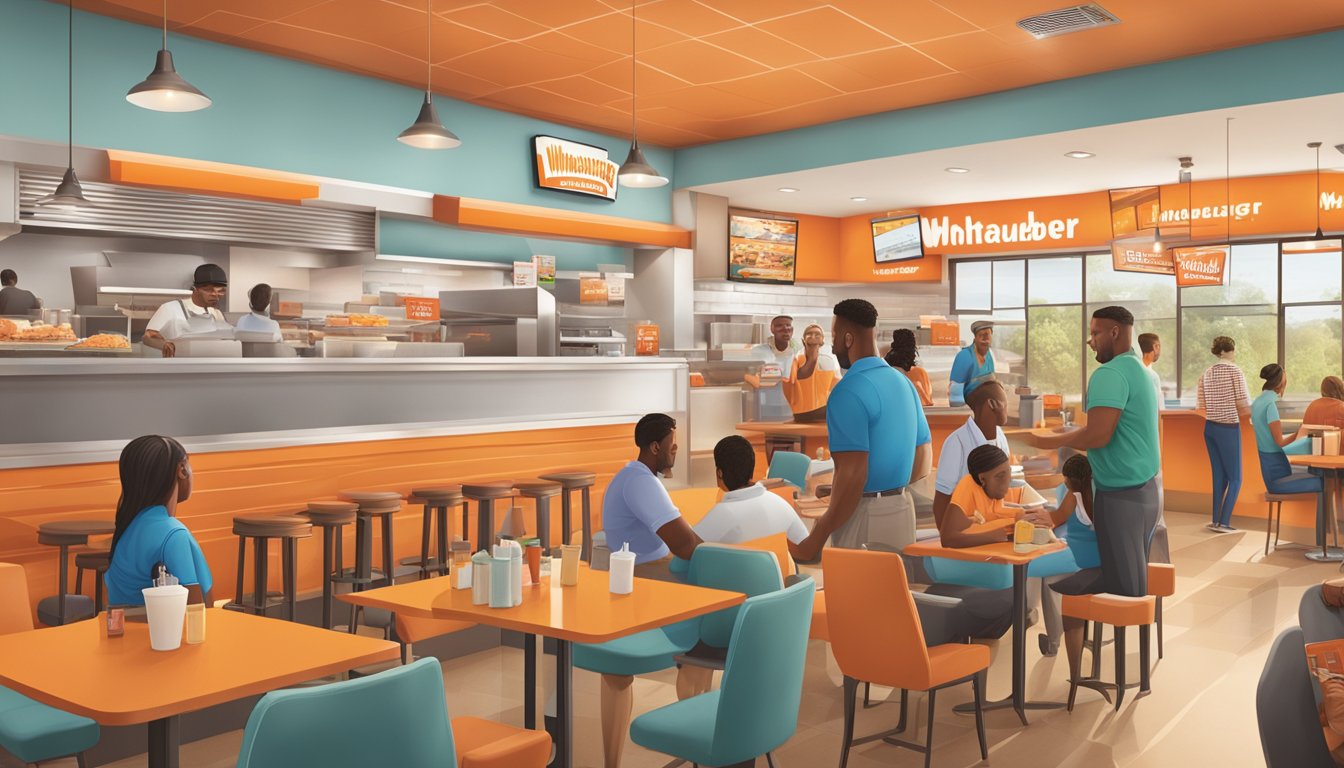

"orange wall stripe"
[433,195,691,249]
[106,151,319,203]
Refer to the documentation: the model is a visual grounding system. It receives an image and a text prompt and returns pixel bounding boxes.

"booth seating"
[300,501,360,630]
[1063,593,1156,711]
[235,658,550,768]
[232,515,313,621]
[538,471,597,561]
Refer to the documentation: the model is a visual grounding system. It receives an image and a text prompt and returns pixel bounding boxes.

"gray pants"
[830,492,915,552]
[1053,477,1160,598]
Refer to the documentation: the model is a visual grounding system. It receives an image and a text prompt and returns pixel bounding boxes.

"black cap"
[193,263,227,286]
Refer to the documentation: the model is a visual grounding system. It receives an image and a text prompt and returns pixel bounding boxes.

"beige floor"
[46,509,1336,767]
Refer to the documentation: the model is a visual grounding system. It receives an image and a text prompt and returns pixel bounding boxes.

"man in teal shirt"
[949,320,996,406]
[1025,306,1160,699]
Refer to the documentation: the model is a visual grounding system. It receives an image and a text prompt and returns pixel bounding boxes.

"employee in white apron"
[143,264,229,358]
[233,283,283,342]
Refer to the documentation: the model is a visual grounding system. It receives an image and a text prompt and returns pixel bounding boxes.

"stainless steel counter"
[0,357,689,470]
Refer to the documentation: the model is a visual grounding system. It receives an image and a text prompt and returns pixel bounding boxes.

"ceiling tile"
[792,59,886,92]
[711,70,842,109]
[537,75,630,107]
[913,30,1028,71]
[561,14,689,54]
[430,18,509,63]
[932,0,1045,30]
[757,7,900,58]
[431,66,506,99]
[585,59,693,97]
[638,39,770,84]
[832,0,981,43]
[831,45,956,85]
[701,26,821,69]
[649,86,774,120]
[243,21,421,82]
[634,0,743,37]
[487,0,615,30]
[448,43,594,86]
[441,4,549,41]
[702,0,831,24]
[279,0,423,54]
[524,31,626,65]
[178,10,269,38]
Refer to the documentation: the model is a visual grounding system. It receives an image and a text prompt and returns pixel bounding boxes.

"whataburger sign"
[532,135,618,201]
[911,171,1344,256]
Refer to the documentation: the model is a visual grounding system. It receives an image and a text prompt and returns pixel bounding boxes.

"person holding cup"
[105,435,213,608]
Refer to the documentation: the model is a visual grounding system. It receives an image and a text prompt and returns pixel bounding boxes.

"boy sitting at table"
[693,435,808,548]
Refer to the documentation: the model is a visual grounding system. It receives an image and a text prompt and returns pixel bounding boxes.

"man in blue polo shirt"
[792,299,932,561]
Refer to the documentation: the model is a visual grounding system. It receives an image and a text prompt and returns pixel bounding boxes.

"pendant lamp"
[1310,141,1326,238]
[398,0,460,149]
[126,0,210,111]
[40,0,88,209]
[617,0,667,189]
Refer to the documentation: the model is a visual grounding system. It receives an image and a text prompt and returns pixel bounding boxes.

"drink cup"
[525,543,542,585]
[560,544,581,586]
[142,584,188,651]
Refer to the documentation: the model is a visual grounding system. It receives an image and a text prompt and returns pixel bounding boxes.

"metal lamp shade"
[618,143,667,188]
[38,167,89,208]
[397,96,461,150]
[127,49,211,112]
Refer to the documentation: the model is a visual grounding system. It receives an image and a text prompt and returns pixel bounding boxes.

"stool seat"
[1062,593,1156,626]
[539,471,597,489]
[462,482,516,500]
[1265,491,1318,502]
[353,502,402,516]
[338,490,404,504]
[308,500,360,514]
[36,595,94,627]
[410,485,465,503]
[37,520,115,547]
[515,480,561,499]
[302,508,358,526]
[1147,564,1176,598]
[232,515,313,539]
[74,550,110,570]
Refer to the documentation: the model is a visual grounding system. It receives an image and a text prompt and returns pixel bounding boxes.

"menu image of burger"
[728,214,798,285]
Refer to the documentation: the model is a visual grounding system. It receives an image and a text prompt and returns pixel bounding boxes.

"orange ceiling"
[71,0,1344,148]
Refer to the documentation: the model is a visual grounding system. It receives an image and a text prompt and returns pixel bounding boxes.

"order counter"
[0,357,688,609]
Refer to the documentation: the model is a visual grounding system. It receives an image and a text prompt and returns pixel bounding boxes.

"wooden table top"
[0,609,397,725]
[735,421,829,438]
[1290,455,1344,470]
[37,520,115,536]
[904,537,1067,567]
[339,566,744,644]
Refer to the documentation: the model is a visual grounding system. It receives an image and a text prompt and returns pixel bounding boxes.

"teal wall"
[0,0,672,224]
[674,29,1344,188]
[378,217,630,271]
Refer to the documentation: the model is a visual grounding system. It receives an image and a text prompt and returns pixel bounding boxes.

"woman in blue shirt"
[1251,364,1321,496]
[105,435,213,606]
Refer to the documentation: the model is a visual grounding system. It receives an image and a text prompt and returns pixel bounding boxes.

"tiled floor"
[42,509,1338,767]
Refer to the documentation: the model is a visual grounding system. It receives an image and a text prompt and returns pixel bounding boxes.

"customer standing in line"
[1024,306,1160,695]
[1138,331,1170,562]
[886,328,934,406]
[1197,336,1251,532]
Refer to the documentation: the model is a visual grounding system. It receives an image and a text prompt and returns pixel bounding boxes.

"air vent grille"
[1017,4,1120,40]
[18,170,374,252]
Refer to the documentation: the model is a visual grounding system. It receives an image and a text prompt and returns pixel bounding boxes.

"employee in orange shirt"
[886,328,934,406]
[782,323,841,422]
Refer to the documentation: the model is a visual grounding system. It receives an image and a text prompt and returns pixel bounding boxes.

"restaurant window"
[1085,253,1177,400]
[1281,239,1343,399]
[1027,257,1085,401]
[953,258,1028,391]
[1179,243,1278,395]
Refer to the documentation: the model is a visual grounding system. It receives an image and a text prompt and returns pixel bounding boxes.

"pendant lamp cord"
[162,0,167,49]
[1316,142,1323,233]
[67,0,73,170]
[629,0,637,144]
[1225,117,1232,243]
[425,0,432,100]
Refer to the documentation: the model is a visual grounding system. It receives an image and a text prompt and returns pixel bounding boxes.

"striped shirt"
[1198,362,1250,424]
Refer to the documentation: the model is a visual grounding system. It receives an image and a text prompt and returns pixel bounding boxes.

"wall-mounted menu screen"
[871,213,924,263]
[728,211,798,285]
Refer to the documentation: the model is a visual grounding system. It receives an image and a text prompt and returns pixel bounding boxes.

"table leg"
[477,500,495,554]
[548,639,572,768]
[1306,470,1344,562]
[147,715,179,768]
[524,634,537,730]
[321,526,334,630]
[436,506,450,577]
[57,544,69,626]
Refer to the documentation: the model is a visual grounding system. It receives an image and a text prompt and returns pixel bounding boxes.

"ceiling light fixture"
[40,0,88,209]
[126,0,210,112]
[850,196,868,202]
[617,0,667,188]
[945,167,970,174]
[777,187,799,193]
[1065,151,1094,159]
[1310,141,1326,238]
[398,0,461,150]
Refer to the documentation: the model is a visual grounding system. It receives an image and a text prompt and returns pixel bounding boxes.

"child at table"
[105,435,213,607]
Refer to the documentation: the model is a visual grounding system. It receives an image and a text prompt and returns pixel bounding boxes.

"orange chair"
[736,533,797,579]
[452,716,551,768]
[667,487,723,528]
[1147,563,1176,659]
[1062,593,1156,711]
[394,613,477,665]
[824,548,988,768]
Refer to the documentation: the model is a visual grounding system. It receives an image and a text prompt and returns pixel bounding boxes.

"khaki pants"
[830,492,915,551]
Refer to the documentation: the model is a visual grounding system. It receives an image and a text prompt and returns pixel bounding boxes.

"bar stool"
[462,482,516,552]
[300,501,360,630]
[1264,490,1319,555]
[405,485,467,578]
[514,480,561,551]
[338,490,406,590]
[36,520,114,627]
[232,515,313,621]
[74,543,111,614]
[1063,593,1157,711]
[1147,563,1176,659]
[539,471,596,561]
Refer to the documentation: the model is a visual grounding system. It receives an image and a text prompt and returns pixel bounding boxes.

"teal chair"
[235,658,550,768]
[767,451,812,491]
[0,562,98,768]
[630,578,817,767]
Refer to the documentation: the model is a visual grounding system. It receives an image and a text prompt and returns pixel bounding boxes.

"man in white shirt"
[1138,332,1169,562]
[694,435,808,546]
[143,264,229,358]
[748,315,802,421]
[233,283,283,342]
[932,379,1010,521]
[1139,332,1163,404]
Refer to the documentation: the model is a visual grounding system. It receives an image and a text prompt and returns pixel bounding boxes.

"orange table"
[0,608,398,768]
[1289,455,1344,561]
[905,537,1068,726]
[340,565,743,768]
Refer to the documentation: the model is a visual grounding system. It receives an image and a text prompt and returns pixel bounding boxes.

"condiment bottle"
[560,542,581,587]
[185,603,206,644]
[489,547,512,609]
[471,550,492,605]
[609,543,635,595]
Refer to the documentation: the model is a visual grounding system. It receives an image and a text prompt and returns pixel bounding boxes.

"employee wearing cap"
[142,264,229,358]
[949,320,996,406]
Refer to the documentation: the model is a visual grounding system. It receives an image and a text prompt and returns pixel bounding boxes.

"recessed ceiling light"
[945,167,970,174]
[850,196,868,202]
[1065,151,1095,159]
[777,187,799,193]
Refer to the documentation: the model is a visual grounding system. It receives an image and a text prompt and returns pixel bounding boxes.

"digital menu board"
[728,211,798,285]
[871,213,924,263]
